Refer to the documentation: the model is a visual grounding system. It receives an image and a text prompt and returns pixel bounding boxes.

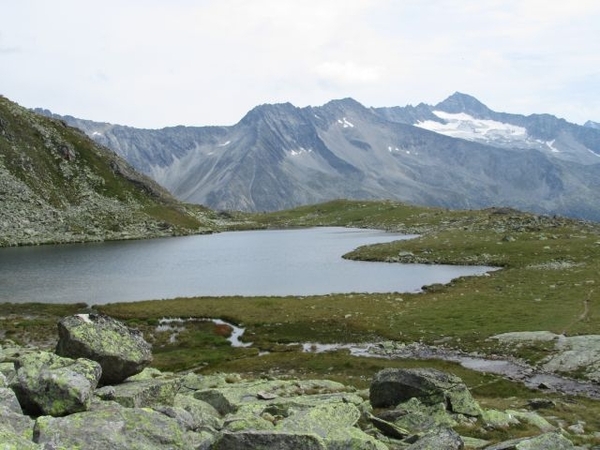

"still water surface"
[0,227,493,304]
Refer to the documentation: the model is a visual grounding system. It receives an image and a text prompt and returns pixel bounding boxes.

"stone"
[277,402,386,450]
[0,405,36,441]
[94,376,182,408]
[193,378,354,415]
[514,431,575,449]
[406,427,464,449]
[0,386,23,414]
[55,314,152,385]
[11,351,101,416]
[213,430,327,450]
[33,403,193,449]
[481,409,521,429]
[507,410,554,432]
[383,397,459,433]
[370,368,482,416]
[173,393,223,431]
[0,426,40,450]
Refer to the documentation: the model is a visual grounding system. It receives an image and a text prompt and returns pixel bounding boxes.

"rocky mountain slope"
[0,96,212,246]
[37,94,600,220]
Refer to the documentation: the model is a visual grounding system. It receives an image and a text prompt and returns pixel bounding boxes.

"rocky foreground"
[0,314,588,449]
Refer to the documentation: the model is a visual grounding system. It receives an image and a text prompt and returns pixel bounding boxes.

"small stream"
[302,341,600,400]
[156,317,600,400]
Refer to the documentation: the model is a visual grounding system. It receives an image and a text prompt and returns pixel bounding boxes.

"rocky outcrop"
[0,317,586,449]
[11,351,101,416]
[0,96,211,247]
[55,314,152,385]
[370,367,482,416]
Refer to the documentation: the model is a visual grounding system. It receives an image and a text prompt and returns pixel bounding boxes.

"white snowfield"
[415,110,599,164]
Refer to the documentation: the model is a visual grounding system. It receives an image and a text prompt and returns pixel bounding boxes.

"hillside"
[38,94,600,220]
[0,96,217,246]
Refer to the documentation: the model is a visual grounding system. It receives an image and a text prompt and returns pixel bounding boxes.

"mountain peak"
[435,92,492,118]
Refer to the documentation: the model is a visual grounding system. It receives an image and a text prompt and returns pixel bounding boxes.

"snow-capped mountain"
[376,92,600,165]
[36,94,600,221]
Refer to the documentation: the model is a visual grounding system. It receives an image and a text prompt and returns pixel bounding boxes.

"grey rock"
[406,427,464,449]
[0,425,40,450]
[0,386,23,414]
[95,376,182,408]
[370,368,482,416]
[11,351,101,416]
[0,405,35,441]
[55,314,152,385]
[485,431,575,450]
[33,403,193,449]
[214,430,327,450]
[277,402,386,450]
[174,393,223,431]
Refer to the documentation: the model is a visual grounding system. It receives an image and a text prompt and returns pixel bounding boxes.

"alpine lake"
[3,200,600,444]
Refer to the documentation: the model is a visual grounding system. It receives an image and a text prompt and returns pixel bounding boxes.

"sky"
[2,0,600,128]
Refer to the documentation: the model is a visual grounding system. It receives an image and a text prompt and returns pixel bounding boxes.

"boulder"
[55,314,152,385]
[11,351,101,416]
[0,405,35,441]
[213,430,327,450]
[406,427,464,449]
[277,402,387,450]
[94,376,182,408]
[173,393,223,431]
[1,386,23,414]
[0,426,40,450]
[370,368,482,416]
[33,403,193,449]
[485,431,575,450]
[514,431,575,449]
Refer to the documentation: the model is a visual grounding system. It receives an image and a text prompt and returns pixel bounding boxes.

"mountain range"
[36,93,600,220]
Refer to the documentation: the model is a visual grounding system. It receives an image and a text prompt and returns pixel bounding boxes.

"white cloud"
[1,0,599,126]
[314,61,383,85]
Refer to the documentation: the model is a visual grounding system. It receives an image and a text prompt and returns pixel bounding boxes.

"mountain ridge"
[35,94,600,220]
[0,95,215,246]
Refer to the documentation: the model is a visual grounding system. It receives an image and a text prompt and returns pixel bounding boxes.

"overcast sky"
[2,0,599,128]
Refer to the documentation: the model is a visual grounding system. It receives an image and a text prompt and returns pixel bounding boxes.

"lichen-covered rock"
[33,403,193,449]
[11,351,101,416]
[406,427,464,449]
[55,314,152,385]
[507,410,554,432]
[94,376,182,408]
[194,378,355,415]
[0,361,16,384]
[514,431,575,449]
[0,405,35,441]
[0,426,40,450]
[370,368,482,417]
[1,386,23,414]
[214,430,327,450]
[173,393,223,431]
[277,402,387,449]
[379,397,459,433]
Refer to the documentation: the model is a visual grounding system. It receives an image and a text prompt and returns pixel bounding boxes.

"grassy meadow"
[2,199,600,442]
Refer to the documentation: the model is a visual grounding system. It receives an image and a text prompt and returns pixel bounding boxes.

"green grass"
[3,199,600,441]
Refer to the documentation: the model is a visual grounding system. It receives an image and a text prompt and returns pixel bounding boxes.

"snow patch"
[217,140,231,147]
[91,131,102,136]
[289,147,313,157]
[546,140,560,153]
[416,111,527,142]
[337,117,354,128]
[587,149,600,158]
